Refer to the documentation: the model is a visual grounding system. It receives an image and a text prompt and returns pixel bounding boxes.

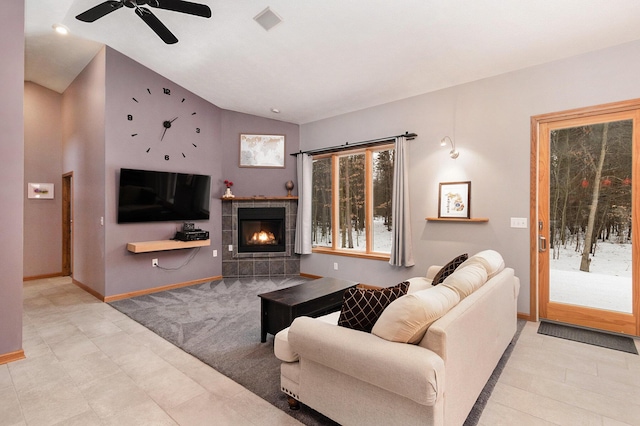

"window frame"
[311,143,394,260]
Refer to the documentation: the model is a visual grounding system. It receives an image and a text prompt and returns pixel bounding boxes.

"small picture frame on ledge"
[239,134,285,168]
[438,181,470,219]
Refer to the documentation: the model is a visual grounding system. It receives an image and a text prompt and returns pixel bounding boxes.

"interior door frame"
[62,171,73,276]
[531,99,640,336]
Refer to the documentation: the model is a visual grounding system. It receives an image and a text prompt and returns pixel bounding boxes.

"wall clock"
[126,86,201,161]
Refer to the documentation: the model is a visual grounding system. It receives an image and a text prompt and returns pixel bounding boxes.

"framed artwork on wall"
[239,134,285,168]
[27,183,54,199]
[438,181,470,219]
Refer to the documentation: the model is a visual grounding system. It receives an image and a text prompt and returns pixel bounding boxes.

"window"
[311,144,394,258]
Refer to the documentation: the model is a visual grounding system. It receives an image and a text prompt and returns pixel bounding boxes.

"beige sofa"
[274,250,520,426]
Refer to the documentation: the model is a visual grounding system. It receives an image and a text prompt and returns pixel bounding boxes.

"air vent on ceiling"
[253,7,283,31]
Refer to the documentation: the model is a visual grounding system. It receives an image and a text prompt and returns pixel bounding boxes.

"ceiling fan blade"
[135,6,179,44]
[151,0,212,18]
[76,0,124,22]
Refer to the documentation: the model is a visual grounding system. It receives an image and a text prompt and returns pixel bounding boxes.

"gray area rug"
[110,278,525,425]
[538,321,638,354]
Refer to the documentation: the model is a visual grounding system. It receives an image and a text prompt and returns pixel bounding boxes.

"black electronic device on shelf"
[174,229,209,241]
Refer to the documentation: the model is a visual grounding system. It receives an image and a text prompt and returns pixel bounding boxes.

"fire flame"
[251,231,275,244]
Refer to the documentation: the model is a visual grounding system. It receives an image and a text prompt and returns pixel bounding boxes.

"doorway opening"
[62,172,73,276]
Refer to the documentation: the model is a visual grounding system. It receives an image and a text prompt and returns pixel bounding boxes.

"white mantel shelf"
[127,239,210,253]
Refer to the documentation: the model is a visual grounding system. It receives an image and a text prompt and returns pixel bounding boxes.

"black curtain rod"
[291,131,417,156]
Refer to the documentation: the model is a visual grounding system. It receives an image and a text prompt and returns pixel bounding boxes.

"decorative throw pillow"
[372,285,460,344]
[432,253,468,285]
[337,281,410,332]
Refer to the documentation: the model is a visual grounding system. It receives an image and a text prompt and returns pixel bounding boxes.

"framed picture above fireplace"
[239,134,285,168]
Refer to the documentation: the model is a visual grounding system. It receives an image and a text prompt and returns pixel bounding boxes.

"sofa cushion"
[458,249,505,279]
[406,277,432,293]
[372,285,460,343]
[337,281,409,332]
[441,263,488,299]
[274,311,340,362]
[432,253,468,285]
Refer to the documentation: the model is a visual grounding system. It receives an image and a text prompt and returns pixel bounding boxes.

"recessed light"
[271,108,280,114]
[52,24,69,35]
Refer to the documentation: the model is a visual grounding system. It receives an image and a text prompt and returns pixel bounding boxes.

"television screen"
[117,168,211,223]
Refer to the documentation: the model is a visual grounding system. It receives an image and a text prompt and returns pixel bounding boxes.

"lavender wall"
[24,83,63,278]
[101,49,300,296]
[300,40,640,316]
[0,0,24,356]
[26,46,300,299]
[103,48,224,296]
[219,109,299,199]
[62,48,107,296]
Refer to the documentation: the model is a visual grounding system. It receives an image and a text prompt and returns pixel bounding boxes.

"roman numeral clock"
[126,86,201,161]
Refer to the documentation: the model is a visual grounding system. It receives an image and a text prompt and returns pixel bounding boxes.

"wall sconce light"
[440,136,459,159]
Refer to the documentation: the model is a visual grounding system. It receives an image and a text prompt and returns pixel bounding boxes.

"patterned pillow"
[432,253,468,285]
[338,281,410,332]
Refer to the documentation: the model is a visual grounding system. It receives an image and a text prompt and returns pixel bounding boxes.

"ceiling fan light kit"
[75,0,212,44]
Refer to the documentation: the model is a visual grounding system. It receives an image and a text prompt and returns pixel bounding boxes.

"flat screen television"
[117,168,211,223]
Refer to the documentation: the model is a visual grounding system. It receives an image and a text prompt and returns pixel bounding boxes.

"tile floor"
[1,276,639,426]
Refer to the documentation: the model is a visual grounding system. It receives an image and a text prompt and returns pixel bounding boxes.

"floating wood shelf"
[426,217,489,222]
[127,239,210,253]
[221,196,298,201]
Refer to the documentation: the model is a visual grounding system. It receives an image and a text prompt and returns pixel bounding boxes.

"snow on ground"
[314,217,393,252]
[550,242,632,313]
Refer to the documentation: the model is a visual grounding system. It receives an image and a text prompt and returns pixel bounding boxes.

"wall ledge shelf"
[426,217,489,223]
[221,196,298,201]
[127,239,210,253]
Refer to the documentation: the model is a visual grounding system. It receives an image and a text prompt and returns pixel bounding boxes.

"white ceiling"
[25,0,640,124]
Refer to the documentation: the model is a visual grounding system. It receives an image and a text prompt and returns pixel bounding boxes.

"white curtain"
[295,153,313,254]
[389,136,415,266]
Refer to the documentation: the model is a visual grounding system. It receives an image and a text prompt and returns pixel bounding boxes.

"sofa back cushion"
[372,285,460,344]
[441,263,488,299]
[458,249,505,279]
[338,281,409,332]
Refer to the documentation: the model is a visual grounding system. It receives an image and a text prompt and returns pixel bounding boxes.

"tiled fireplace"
[222,197,299,278]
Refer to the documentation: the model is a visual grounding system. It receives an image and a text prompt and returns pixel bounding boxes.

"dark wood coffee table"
[258,277,358,342]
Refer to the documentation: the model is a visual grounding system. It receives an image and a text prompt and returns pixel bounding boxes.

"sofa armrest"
[288,316,444,406]
[426,265,442,280]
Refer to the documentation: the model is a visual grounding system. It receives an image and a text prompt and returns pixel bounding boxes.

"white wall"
[300,39,640,316]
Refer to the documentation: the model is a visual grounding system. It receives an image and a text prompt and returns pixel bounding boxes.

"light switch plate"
[510,217,527,228]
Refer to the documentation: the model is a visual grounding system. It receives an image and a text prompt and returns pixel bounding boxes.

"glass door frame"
[531,99,640,336]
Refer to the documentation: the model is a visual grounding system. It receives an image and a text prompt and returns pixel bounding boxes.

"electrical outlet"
[213,250,217,257]
[228,245,233,251]
[333,262,338,270]
[152,258,159,267]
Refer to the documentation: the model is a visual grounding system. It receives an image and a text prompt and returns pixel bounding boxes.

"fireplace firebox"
[237,207,286,253]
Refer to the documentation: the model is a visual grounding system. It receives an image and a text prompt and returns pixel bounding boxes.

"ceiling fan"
[76,0,212,44]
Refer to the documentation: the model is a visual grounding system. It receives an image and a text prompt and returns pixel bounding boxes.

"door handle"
[539,236,547,252]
